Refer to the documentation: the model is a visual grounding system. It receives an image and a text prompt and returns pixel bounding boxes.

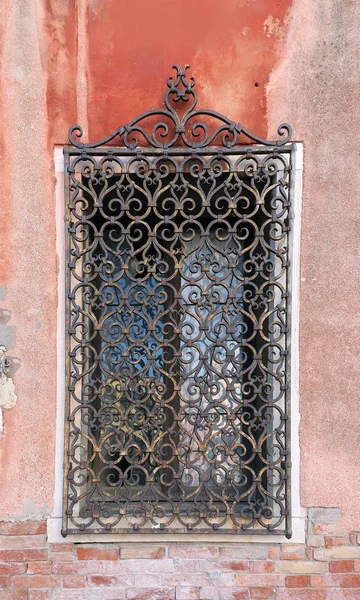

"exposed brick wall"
[1,509,360,599]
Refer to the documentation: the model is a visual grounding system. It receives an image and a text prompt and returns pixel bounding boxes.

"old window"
[63,65,294,536]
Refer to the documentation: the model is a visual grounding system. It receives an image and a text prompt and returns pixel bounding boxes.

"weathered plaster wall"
[0,0,359,532]
[267,0,360,531]
[85,0,290,143]
[0,0,57,518]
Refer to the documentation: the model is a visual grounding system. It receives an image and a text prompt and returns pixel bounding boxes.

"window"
[63,65,294,536]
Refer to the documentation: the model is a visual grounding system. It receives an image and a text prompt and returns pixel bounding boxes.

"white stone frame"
[48,144,305,543]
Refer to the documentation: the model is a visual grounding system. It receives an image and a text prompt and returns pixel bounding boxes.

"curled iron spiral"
[68,64,292,150]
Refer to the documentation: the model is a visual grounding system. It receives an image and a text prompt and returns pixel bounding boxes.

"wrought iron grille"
[63,65,293,536]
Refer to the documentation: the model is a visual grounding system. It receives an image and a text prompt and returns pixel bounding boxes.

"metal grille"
[63,65,293,536]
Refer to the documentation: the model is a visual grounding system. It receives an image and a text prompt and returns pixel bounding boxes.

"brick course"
[0,509,359,598]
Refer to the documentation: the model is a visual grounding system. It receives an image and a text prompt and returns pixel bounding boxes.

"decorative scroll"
[69,65,292,150]
[63,66,292,537]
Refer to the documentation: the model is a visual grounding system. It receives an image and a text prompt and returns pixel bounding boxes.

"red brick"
[0,536,46,549]
[325,537,349,548]
[250,590,275,599]
[54,590,125,600]
[281,544,305,554]
[0,522,46,536]
[0,562,27,575]
[0,592,27,600]
[314,547,360,560]
[200,590,248,600]
[126,559,174,573]
[277,592,328,599]
[126,588,175,600]
[52,560,127,575]
[329,560,354,573]
[176,588,199,600]
[275,560,327,574]
[220,546,268,560]
[306,548,313,559]
[28,592,51,600]
[52,562,86,575]
[12,575,61,588]
[286,575,310,587]
[206,573,236,588]
[76,547,118,561]
[169,546,218,559]
[27,562,52,574]
[220,561,249,573]
[280,553,304,560]
[340,574,360,587]
[62,575,86,588]
[49,552,74,562]
[162,573,214,587]
[268,548,280,560]
[135,574,161,587]
[174,559,200,572]
[89,574,133,587]
[313,523,346,536]
[235,574,284,587]
[0,575,10,587]
[198,560,248,573]
[0,550,48,562]
[355,560,360,572]
[50,544,74,553]
[120,546,165,559]
[88,575,120,586]
[306,536,324,548]
[350,533,357,545]
[249,561,274,573]
[317,593,360,600]
[310,574,341,587]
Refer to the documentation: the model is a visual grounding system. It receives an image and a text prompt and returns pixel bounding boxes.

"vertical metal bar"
[284,144,295,538]
[61,145,71,538]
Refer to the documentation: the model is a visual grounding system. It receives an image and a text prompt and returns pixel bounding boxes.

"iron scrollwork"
[63,65,293,536]
[69,64,292,151]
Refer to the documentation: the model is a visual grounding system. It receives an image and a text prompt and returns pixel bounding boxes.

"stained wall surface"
[0,0,359,534]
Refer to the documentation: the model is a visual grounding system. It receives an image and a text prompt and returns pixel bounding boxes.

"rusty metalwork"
[63,65,293,536]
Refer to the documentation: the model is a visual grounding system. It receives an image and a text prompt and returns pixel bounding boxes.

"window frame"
[50,66,305,542]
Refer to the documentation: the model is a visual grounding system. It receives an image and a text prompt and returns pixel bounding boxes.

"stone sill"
[47,515,306,544]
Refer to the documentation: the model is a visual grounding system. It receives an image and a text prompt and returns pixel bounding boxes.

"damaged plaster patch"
[264,15,285,38]
[15,499,49,521]
[0,308,16,350]
[0,292,19,433]
[0,345,17,434]
[1,499,49,522]
[0,288,16,351]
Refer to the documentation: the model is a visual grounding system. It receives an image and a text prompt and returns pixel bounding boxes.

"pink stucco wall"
[0,0,359,533]
[267,0,360,531]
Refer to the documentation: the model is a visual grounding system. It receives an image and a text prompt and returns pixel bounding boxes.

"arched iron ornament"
[68,64,292,150]
[63,65,293,538]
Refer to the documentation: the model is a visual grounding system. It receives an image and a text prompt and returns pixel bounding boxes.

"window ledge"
[47,515,306,544]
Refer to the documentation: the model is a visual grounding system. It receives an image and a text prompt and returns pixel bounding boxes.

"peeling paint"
[0,345,17,434]
[264,14,285,37]
[0,306,16,350]
[1,499,49,522]
[14,67,23,80]
[17,498,49,520]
